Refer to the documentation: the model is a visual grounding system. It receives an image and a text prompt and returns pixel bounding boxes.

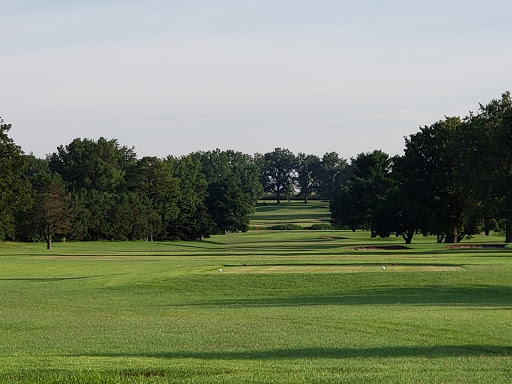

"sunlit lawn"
[249,200,331,227]
[0,202,511,382]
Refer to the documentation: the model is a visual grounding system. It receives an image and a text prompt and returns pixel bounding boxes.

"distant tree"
[194,149,263,205]
[193,149,259,232]
[316,152,348,203]
[0,118,31,240]
[167,155,212,240]
[49,137,138,241]
[331,150,394,237]
[129,156,180,241]
[49,137,136,193]
[108,192,153,241]
[263,148,297,203]
[330,187,359,231]
[29,172,72,249]
[296,153,321,203]
[25,154,50,178]
[224,150,263,204]
[206,179,251,234]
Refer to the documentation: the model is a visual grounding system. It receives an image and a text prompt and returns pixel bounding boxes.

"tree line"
[0,121,349,248]
[2,91,511,246]
[331,92,512,244]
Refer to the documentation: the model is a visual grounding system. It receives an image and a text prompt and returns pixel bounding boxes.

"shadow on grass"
[250,213,330,221]
[0,276,102,282]
[179,285,512,307]
[74,345,512,360]
[222,262,465,267]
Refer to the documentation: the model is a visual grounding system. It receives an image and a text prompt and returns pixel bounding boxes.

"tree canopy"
[2,91,512,245]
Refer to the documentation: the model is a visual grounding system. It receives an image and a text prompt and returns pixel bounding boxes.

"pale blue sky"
[1,1,511,159]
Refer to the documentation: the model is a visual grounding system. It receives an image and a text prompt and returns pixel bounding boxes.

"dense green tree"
[194,149,263,205]
[263,148,297,203]
[206,178,251,234]
[167,155,212,240]
[458,92,512,242]
[25,154,50,177]
[0,118,31,240]
[330,187,359,231]
[391,155,424,243]
[317,152,348,203]
[224,150,263,204]
[296,153,321,203]
[402,117,471,243]
[130,157,180,240]
[49,137,136,193]
[194,150,259,233]
[109,192,152,241]
[331,150,394,237]
[83,190,116,240]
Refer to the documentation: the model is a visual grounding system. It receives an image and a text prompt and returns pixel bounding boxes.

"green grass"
[0,203,511,382]
[250,200,332,228]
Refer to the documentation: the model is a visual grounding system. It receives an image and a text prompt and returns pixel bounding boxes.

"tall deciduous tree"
[49,137,136,193]
[263,148,297,203]
[331,150,394,237]
[130,156,180,241]
[167,155,212,240]
[317,152,348,203]
[29,172,72,249]
[458,92,512,242]
[402,117,470,243]
[296,153,320,203]
[206,178,251,234]
[194,149,263,206]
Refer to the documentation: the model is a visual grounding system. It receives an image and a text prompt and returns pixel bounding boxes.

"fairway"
[250,200,331,228]
[0,202,511,383]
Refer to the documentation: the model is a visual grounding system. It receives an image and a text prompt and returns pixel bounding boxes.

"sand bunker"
[445,244,506,249]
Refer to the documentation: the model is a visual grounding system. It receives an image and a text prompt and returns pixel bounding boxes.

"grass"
[250,200,331,228]
[0,203,511,382]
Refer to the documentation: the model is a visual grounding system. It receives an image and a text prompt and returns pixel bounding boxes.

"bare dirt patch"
[445,244,506,249]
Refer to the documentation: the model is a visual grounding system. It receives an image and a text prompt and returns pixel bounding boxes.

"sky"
[1,0,511,160]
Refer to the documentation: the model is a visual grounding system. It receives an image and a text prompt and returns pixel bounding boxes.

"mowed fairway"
[0,203,511,383]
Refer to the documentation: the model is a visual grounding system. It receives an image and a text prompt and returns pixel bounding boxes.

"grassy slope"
[249,200,331,227]
[0,204,511,383]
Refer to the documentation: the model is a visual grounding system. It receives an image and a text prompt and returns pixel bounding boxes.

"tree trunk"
[276,189,281,204]
[45,225,52,249]
[402,230,414,244]
[444,228,458,243]
[506,222,512,243]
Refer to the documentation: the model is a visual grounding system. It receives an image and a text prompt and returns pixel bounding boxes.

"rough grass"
[0,202,511,383]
